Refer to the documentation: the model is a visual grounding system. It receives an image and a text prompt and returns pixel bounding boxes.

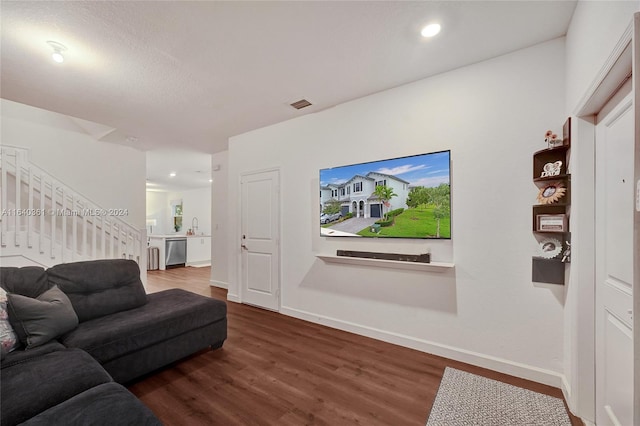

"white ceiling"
[145,149,212,192]
[0,1,576,190]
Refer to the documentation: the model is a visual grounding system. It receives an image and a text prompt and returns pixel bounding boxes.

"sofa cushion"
[20,383,162,426]
[0,266,49,297]
[61,288,226,364]
[7,285,79,349]
[47,259,148,322]
[0,347,112,426]
[0,340,65,369]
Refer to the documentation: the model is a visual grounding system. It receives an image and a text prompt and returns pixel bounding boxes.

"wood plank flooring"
[129,266,583,425]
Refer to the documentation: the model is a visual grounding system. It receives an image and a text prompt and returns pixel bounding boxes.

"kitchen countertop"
[149,234,211,238]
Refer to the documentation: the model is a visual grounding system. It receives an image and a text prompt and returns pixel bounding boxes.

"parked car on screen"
[320,212,342,224]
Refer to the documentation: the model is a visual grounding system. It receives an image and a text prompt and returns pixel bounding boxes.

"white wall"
[565,1,638,113]
[179,187,212,235]
[1,99,146,227]
[563,2,639,422]
[226,39,567,385]
[211,151,229,288]
[147,187,211,235]
[145,191,170,235]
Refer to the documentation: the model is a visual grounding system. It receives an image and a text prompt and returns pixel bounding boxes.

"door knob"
[241,244,248,250]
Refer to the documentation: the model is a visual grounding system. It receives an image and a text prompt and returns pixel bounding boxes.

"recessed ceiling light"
[209,179,213,183]
[421,23,441,38]
[47,41,67,63]
[169,172,176,177]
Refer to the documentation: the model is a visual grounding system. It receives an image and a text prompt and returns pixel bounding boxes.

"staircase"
[0,146,145,269]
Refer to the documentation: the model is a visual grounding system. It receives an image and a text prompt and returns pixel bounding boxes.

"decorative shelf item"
[536,214,567,233]
[532,118,571,284]
[533,173,571,183]
[316,254,454,272]
[532,146,570,179]
[536,181,567,204]
[537,237,563,259]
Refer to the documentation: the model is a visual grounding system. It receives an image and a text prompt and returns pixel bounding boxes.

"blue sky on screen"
[320,151,450,188]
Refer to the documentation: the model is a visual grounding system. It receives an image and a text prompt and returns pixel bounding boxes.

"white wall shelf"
[316,254,454,272]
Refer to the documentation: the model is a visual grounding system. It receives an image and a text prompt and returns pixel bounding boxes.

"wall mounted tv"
[319,150,451,239]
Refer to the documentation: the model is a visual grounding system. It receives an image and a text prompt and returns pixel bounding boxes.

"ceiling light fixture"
[47,41,67,63]
[169,172,176,177]
[421,23,441,38]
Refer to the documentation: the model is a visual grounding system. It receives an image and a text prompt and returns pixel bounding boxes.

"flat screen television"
[319,150,451,239]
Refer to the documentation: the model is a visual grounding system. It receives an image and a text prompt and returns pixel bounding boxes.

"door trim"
[238,167,281,310]
[632,13,640,422]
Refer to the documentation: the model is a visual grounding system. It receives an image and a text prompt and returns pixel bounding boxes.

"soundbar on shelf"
[336,250,430,263]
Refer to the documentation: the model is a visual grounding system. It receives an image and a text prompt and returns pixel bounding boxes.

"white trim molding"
[226,293,241,303]
[210,279,228,289]
[573,21,633,116]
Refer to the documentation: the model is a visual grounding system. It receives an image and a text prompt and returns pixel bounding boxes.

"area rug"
[426,367,572,426]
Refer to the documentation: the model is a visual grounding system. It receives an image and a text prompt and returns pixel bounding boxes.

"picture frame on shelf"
[536,214,567,232]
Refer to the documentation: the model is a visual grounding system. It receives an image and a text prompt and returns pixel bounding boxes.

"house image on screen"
[321,172,410,219]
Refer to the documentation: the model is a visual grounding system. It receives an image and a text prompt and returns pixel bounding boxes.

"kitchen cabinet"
[187,236,211,266]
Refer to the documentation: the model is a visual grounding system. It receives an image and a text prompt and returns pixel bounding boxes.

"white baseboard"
[187,261,211,267]
[227,293,240,303]
[561,375,572,408]
[280,305,566,389]
[209,279,228,289]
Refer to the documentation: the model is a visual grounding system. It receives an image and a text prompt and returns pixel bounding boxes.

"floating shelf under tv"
[316,254,454,272]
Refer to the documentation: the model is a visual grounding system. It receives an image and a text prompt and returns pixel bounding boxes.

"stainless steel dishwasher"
[165,237,187,268]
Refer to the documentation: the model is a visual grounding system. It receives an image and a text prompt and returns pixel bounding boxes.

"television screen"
[320,150,451,239]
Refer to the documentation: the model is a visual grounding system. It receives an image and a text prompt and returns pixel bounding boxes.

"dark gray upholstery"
[7,286,78,349]
[0,340,63,368]
[0,260,227,425]
[0,348,112,426]
[0,266,49,297]
[102,319,226,383]
[62,288,226,364]
[47,259,148,322]
[20,383,162,426]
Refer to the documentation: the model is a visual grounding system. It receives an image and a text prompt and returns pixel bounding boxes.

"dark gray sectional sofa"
[0,259,227,426]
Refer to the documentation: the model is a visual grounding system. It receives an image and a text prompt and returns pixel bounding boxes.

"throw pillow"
[0,288,19,359]
[7,285,79,349]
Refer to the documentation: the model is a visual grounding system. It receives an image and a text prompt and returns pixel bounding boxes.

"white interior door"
[595,78,634,426]
[240,169,280,311]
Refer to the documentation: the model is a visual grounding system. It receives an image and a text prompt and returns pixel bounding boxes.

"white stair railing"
[0,146,145,267]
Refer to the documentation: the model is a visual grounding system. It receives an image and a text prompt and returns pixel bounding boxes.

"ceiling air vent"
[290,99,312,110]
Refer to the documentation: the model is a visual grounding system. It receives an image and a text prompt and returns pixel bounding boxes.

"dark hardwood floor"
[129,266,583,425]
